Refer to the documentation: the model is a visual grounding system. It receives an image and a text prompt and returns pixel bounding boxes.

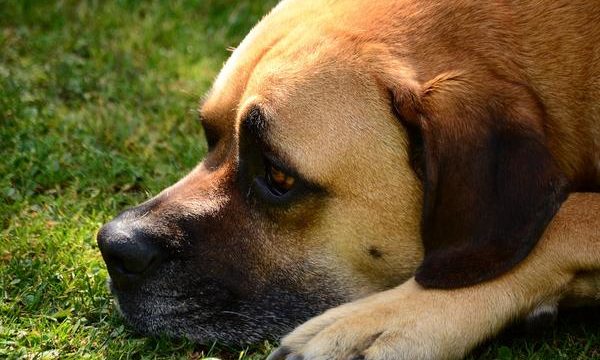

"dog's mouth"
[105,258,230,336]
[105,259,348,345]
[109,281,242,343]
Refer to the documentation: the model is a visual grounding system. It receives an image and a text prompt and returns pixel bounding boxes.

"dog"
[97,0,600,359]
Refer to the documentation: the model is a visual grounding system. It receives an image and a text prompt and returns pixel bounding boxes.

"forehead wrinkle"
[246,105,267,131]
[239,105,276,152]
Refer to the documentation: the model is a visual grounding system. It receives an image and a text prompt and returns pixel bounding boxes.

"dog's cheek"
[293,196,423,297]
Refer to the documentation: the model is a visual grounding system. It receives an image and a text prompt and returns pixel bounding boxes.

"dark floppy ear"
[391,73,569,288]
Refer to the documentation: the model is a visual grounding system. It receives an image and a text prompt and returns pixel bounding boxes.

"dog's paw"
[523,303,558,334]
[267,280,483,360]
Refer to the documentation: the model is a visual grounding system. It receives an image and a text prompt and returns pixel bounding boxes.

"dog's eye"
[250,155,321,206]
[265,162,295,196]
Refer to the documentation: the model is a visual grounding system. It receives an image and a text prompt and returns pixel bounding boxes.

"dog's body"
[97,1,600,359]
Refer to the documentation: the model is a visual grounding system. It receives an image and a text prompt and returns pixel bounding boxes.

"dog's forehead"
[200,37,274,127]
[200,0,368,125]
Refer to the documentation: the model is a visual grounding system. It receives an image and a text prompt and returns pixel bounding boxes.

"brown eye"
[266,163,295,195]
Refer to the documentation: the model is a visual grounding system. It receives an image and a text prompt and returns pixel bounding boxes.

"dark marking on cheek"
[368,246,383,259]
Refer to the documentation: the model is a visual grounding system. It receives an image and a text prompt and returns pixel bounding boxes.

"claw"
[285,354,304,360]
[267,346,292,360]
[348,355,365,360]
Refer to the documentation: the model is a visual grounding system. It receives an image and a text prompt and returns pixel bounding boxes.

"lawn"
[0,1,598,359]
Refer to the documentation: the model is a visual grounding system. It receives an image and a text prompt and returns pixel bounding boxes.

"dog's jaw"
[107,255,349,345]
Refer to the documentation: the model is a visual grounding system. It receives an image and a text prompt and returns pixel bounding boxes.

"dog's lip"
[113,291,219,325]
[110,286,123,315]
[108,279,195,300]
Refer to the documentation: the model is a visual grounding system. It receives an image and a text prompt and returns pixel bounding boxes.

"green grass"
[0,1,598,359]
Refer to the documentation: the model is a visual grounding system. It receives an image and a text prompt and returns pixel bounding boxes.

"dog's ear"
[391,72,569,288]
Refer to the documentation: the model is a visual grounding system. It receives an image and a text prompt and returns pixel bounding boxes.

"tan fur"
[193,0,600,358]
[275,194,600,359]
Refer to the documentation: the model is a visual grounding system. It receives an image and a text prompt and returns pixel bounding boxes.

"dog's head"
[97,2,567,344]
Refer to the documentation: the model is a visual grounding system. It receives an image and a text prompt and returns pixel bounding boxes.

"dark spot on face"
[368,246,383,259]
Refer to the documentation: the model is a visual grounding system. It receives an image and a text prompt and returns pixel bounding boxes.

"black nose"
[97,219,163,289]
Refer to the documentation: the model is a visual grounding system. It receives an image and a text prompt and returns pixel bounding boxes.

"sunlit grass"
[1,1,598,359]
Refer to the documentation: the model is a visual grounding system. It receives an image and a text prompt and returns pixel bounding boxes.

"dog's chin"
[107,274,345,345]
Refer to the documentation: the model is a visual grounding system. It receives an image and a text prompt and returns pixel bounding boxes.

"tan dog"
[97,0,600,359]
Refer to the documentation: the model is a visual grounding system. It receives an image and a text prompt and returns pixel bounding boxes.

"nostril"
[109,239,160,275]
[97,221,164,288]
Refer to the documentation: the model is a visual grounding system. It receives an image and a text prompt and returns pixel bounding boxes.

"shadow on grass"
[470,306,600,359]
